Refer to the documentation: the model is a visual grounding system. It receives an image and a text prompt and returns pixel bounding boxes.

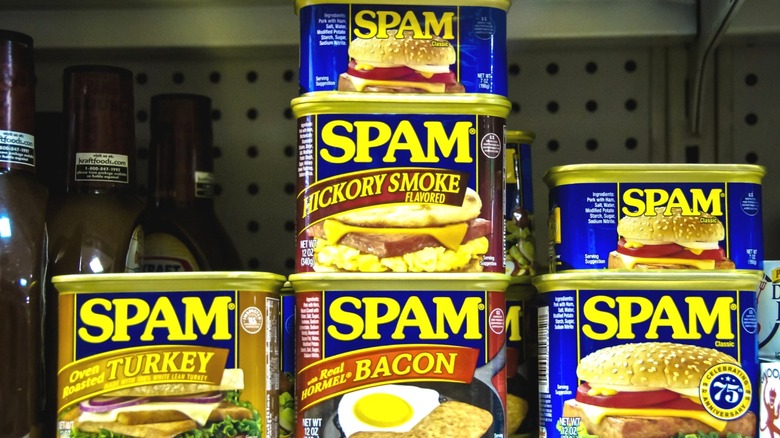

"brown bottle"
[45,65,144,434]
[34,111,66,202]
[142,93,242,271]
[0,29,47,438]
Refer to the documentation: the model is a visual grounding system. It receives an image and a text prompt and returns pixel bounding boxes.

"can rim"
[292,92,511,118]
[506,130,535,144]
[544,163,766,186]
[295,0,511,14]
[288,272,511,291]
[52,271,287,292]
[532,269,763,293]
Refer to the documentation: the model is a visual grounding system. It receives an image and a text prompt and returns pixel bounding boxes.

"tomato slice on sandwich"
[346,60,458,85]
[575,383,702,411]
[615,238,726,261]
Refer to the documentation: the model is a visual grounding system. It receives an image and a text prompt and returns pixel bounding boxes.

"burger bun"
[617,207,725,244]
[577,342,738,390]
[348,29,456,67]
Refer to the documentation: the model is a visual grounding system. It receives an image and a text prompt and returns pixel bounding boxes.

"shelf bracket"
[688,0,744,135]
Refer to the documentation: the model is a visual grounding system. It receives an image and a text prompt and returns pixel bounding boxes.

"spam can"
[505,130,537,278]
[280,282,297,437]
[544,163,765,272]
[296,0,509,95]
[292,93,510,274]
[759,261,780,362]
[533,270,761,438]
[505,277,538,437]
[53,271,285,438]
[288,272,509,438]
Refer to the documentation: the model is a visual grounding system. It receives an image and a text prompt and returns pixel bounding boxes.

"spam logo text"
[506,303,523,343]
[76,294,235,346]
[582,295,736,342]
[319,120,474,164]
[353,10,455,40]
[327,295,484,341]
[621,188,724,217]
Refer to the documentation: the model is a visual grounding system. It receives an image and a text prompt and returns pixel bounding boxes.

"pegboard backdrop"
[34,50,301,274]
[30,38,780,276]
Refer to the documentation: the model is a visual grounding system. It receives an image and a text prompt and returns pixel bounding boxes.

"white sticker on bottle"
[0,130,35,167]
[195,170,216,198]
[74,152,129,183]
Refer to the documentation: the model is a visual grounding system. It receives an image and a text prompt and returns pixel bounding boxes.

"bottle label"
[124,225,144,273]
[0,130,35,167]
[75,152,129,183]
[143,232,200,272]
[195,171,216,198]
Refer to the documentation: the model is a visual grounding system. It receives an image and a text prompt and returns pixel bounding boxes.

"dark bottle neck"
[0,31,36,176]
[63,65,136,194]
[148,93,216,210]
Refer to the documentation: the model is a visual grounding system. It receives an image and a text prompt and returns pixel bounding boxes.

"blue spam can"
[533,270,761,438]
[292,92,510,274]
[544,163,765,272]
[280,282,296,437]
[296,0,509,95]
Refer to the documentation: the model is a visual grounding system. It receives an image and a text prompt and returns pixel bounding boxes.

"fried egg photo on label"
[336,384,440,436]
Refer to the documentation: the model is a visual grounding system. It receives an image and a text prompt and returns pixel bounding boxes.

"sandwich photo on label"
[337,29,465,93]
[60,369,260,438]
[608,207,734,270]
[308,188,491,272]
[563,342,755,438]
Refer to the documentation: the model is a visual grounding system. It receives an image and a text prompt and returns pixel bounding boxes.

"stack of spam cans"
[289,1,521,437]
[535,163,766,438]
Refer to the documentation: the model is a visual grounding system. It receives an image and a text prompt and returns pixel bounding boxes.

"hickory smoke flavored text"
[289,273,509,438]
[54,272,284,438]
[293,94,509,274]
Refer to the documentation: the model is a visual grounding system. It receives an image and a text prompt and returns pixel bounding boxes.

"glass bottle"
[0,29,48,438]
[142,93,242,272]
[45,65,144,433]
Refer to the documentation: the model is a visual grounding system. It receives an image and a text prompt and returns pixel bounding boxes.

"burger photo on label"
[308,188,491,272]
[562,342,755,438]
[337,29,465,93]
[608,207,735,270]
[59,369,260,438]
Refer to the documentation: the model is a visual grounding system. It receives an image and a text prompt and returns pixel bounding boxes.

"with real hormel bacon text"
[298,345,479,410]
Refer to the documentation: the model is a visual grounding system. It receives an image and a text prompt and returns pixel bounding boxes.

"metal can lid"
[295,0,511,15]
[532,270,763,293]
[288,272,511,291]
[544,163,766,187]
[291,92,511,119]
[506,130,535,144]
[52,271,287,293]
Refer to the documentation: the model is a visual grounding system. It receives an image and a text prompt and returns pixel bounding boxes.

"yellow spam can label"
[54,272,285,438]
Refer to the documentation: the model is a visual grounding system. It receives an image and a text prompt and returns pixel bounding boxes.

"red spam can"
[292,93,510,274]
